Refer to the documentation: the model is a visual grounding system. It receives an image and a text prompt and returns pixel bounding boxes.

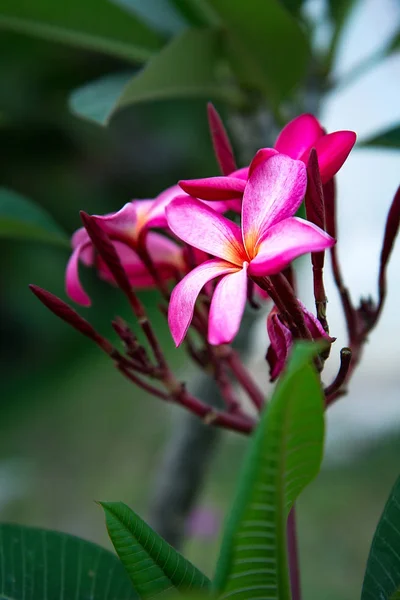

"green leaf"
[205,0,310,103]
[214,342,325,600]
[115,28,243,110]
[101,501,211,598]
[387,30,400,54]
[0,0,161,63]
[362,475,400,600]
[111,0,187,35]
[0,188,69,246]
[359,125,400,149]
[71,29,243,124]
[327,0,358,65]
[0,523,138,599]
[70,71,135,125]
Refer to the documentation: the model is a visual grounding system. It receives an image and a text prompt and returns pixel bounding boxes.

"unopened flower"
[167,154,335,346]
[179,113,356,201]
[66,190,184,306]
[267,302,333,381]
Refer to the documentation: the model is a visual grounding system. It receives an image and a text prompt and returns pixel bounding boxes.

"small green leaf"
[214,342,325,600]
[70,71,135,125]
[101,501,211,598]
[0,188,69,246]
[71,29,243,124]
[362,475,400,600]
[114,28,243,113]
[0,0,161,63]
[0,523,138,599]
[359,125,400,149]
[205,0,310,103]
[111,0,188,35]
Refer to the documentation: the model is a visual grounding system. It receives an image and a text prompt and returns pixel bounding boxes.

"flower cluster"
[30,105,400,432]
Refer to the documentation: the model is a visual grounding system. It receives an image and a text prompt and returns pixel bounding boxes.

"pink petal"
[146,185,182,229]
[274,114,323,159]
[248,217,335,276]
[166,196,246,265]
[71,226,90,249]
[168,259,237,346]
[242,154,307,255]
[248,148,278,176]
[208,264,248,345]
[179,176,246,200]
[65,243,92,306]
[230,166,249,180]
[98,235,183,287]
[311,130,357,183]
[92,202,138,236]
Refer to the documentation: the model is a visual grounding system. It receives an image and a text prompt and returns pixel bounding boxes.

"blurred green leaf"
[362,475,400,600]
[213,342,325,599]
[359,125,400,149]
[111,0,187,35]
[279,0,305,17]
[205,0,310,103]
[70,71,135,125]
[0,188,69,246]
[387,30,400,53]
[0,0,161,63]
[327,0,358,65]
[101,501,211,598]
[71,29,243,124]
[171,0,220,26]
[0,523,138,599]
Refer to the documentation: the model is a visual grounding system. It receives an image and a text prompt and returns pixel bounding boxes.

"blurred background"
[0,0,399,598]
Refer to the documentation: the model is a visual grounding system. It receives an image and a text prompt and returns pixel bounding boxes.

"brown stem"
[324,347,352,404]
[224,348,265,411]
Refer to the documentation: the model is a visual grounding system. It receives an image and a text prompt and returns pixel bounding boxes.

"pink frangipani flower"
[267,302,333,381]
[167,154,335,346]
[179,113,356,201]
[66,190,184,306]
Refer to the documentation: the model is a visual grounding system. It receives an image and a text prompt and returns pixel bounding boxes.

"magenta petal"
[230,166,249,180]
[179,177,246,200]
[248,217,335,276]
[168,259,237,346]
[248,148,278,176]
[274,113,323,159]
[147,185,182,229]
[71,226,90,249]
[312,130,357,183]
[242,154,307,254]
[267,309,292,381]
[92,202,138,235]
[208,264,248,345]
[166,196,246,265]
[65,244,92,306]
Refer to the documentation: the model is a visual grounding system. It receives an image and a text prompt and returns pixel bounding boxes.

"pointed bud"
[323,177,336,240]
[266,302,334,382]
[207,102,237,176]
[80,211,145,318]
[377,185,400,318]
[29,285,113,354]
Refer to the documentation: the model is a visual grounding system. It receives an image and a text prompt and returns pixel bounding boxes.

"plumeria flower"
[267,302,333,381]
[178,113,356,201]
[66,188,184,306]
[167,154,335,346]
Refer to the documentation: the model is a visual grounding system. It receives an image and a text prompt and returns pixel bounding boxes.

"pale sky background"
[254,0,400,460]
